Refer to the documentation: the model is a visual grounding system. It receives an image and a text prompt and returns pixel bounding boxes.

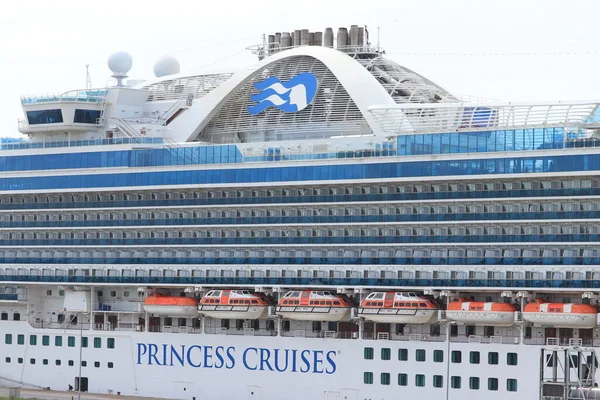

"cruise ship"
[1,24,600,400]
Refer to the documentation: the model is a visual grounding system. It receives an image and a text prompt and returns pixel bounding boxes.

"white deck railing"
[368,101,600,135]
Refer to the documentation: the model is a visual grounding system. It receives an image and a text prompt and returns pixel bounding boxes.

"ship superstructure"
[1,24,600,400]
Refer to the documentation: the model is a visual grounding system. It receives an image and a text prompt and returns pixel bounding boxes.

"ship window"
[364,347,374,360]
[469,377,480,390]
[434,350,444,363]
[17,335,24,345]
[18,358,23,364]
[108,362,114,369]
[381,373,390,385]
[4,334,11,344]
[451,376,461,389]
[68,336,75,347]
[30,335,37,346]
[26,109,64,125]
[4,357,9,363]
[107,338,115,349]
[451,351,462,363]
[470,351,480,364]
[81,361,87,367]
[398,348,408,361]
[46,290,52,296]
[13,313,20,321]
[74,109,101,124]
[398,373,408,386]
[433,375,444,388]
[94,361,100,368]
[30,358,35,365]
[93,337,101,348]
[42,335,49,346]
[488,352,499,365]
[1,312,7,320]
[381,348,391,360]
[55,336,62,347]
[43,359,48,365]
[82,337,88,348]
[68,360,74,366]
[55,360,61,366]
[488,377,498,391]
[415,374,425,387]
[507,353,518,366]
[507,378,518,392]
[416,349,426,362]
[419,302,427,307]
[363,372,373,384]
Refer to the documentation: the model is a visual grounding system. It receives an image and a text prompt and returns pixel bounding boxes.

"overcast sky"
[1,0,599,137]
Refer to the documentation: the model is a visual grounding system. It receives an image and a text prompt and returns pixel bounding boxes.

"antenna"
[377,26,380,53]
[85,64,92,90]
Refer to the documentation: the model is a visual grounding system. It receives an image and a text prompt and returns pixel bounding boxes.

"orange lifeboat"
[277,290,352,321]
[446,299,517,326]
[522,299,597,328]
[143,294,199,317]
[359,292,438,324]
[198,290,269,320]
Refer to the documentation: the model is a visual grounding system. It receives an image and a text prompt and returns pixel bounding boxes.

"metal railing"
[21,89,108,105]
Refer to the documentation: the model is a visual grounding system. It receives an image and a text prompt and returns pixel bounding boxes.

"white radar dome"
[154,55,180,77]
[107,51,133,75]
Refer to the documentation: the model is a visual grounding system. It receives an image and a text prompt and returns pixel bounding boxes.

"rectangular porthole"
[364,372,373,384]
[488,378,498,391]
[398,374,408,386]
[434,350,444,362]
[451,350,462,363]
[398,348,408,361]
[381,348,391,360]
[416,349,426,362]
[364,347,374,360]
[488,352,499,365]
[415,374,425,387]
[433,375,443,388]
[507,378,518,392]
[381,373,390,385]
[507,352,518,365]
[469,377,480,390]
[451,376,461,389]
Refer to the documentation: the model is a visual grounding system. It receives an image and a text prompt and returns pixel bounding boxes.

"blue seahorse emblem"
[248,72,318,115]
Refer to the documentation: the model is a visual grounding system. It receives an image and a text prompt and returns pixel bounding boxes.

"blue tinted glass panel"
[26,109,64,125]
[74,109,101,124]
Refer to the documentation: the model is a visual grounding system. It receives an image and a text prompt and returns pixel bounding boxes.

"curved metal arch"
[169,46,397,143]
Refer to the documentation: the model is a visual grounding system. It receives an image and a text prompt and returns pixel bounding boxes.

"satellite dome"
[154,55,180,78]
[107,51,133,75]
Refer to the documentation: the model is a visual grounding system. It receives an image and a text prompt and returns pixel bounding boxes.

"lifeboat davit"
[358,292,438,324]
[446,299,517,326]
[198,290,269,320]
[143,294,199,317]
[277,290,352,321]
[522,299,597,328]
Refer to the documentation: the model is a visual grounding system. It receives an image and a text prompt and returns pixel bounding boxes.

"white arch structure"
[167,46,398,143]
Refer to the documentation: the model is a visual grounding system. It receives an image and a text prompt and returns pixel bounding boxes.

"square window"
[364,347,374,360]
[469,377,480,390]
[110,291,117,297]
[123,291,130,297]
[507,378,518,392]
[59,290,65,296]
[108,362,114,369]
[55,336,63,347]
[507,352,518,366]
[364,372,373,384]
[451,350,462,363]
[381,348,390,360]
[381,372,390,385]
[433,350,444,363]
[42,335,50,346]
[415,374,425,387]
[451,376,461,389]
[81,361,87,367]
[488,377,498,391]
[398,348,408,361]
[17,335,24,345]
[94,337,101,348]
[470,351,480,364]
[68,360,74,366]
[30,358,35,365]
[29,335,37,346]
[43,359,48,365]
[416,349,426,362]
[433,375,443,388]
[5,334,12,344]
[5,357,10,363]
[94,361,100,368]
[46,290,52,296]
[18,358,23,364]
[68,336,75,347]
[107,338,115,349]
[488,352,499,365]
[56,360,61,366]
[398,373,408,386]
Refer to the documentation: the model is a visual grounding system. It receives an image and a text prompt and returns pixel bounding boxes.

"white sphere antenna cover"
[154,55,180,77]
[108,51,133,75]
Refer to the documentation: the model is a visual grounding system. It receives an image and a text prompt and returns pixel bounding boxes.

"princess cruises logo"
[248,72,318,115]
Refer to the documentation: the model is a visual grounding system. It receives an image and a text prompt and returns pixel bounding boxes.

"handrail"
[21,88,108,105]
